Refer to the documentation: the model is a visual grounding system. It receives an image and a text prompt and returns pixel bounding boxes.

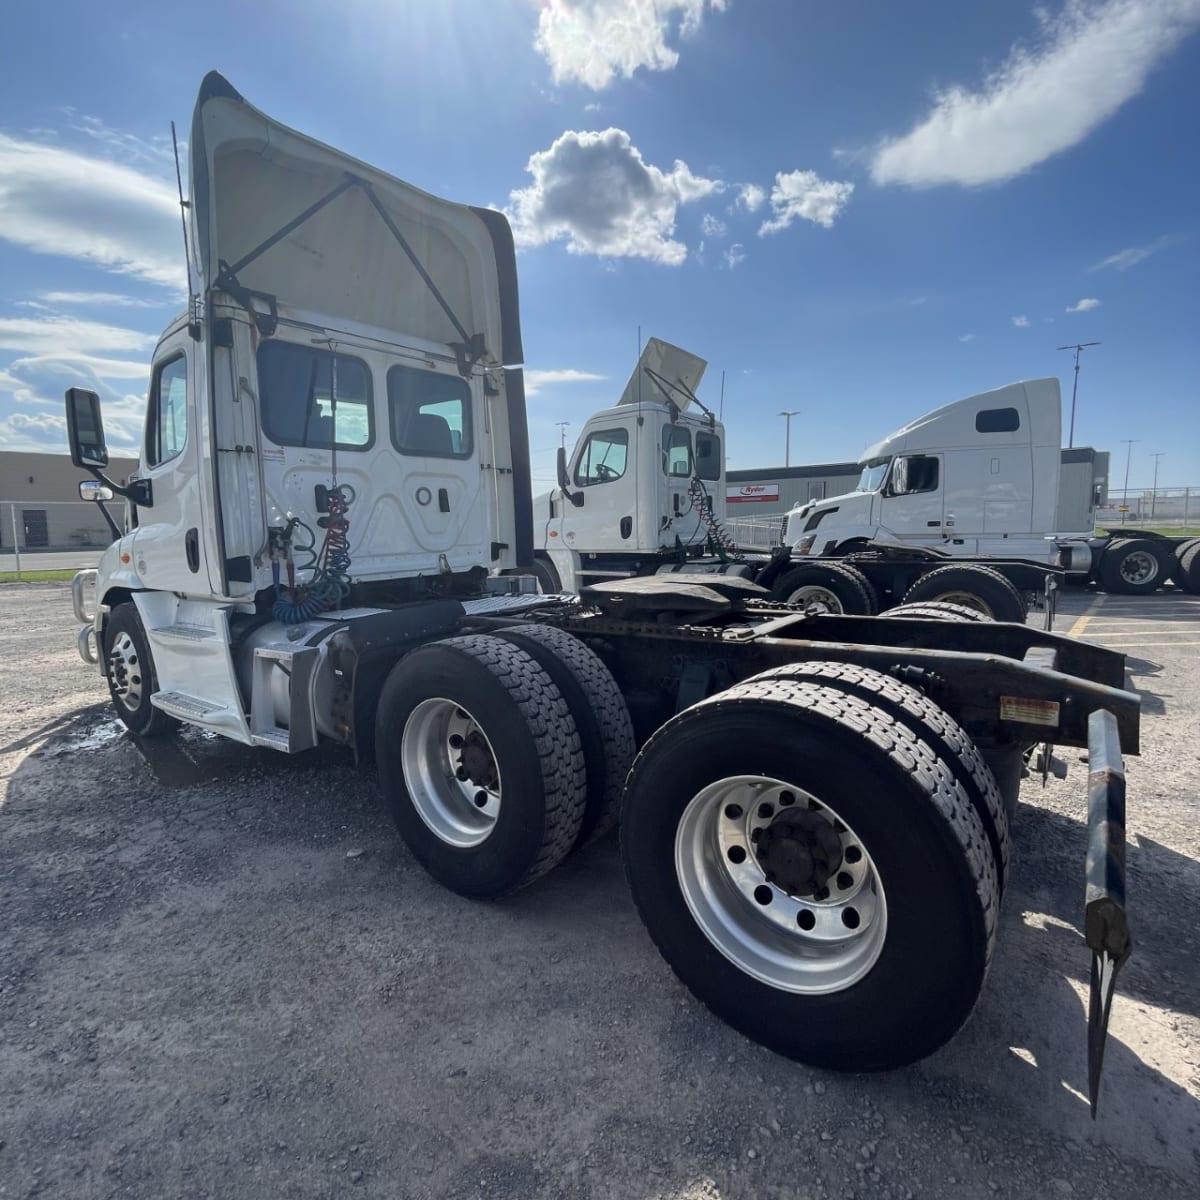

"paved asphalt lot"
[0,582,1197,1199]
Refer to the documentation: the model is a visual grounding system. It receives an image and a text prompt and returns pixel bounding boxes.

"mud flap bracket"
[1084,707,1131,1118]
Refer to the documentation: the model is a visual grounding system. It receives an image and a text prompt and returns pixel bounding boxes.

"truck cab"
[784,378,1104,569]
[533,339,728,592]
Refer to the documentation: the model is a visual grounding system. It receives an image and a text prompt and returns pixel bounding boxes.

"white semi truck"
[782,379,1200,595]
[65,73,1137,1108]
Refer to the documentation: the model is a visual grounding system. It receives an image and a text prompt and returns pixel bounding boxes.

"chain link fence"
[0,500,122,576]
[1098,487,1200,529]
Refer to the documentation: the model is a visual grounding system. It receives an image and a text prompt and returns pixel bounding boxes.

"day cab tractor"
[66,72,1135,1111]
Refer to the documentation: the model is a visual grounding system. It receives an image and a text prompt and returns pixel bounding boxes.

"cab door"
[877,453,946,543]
[559,420,636,554]
[131,333,212,594]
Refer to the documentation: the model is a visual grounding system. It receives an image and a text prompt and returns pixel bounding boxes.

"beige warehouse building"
[0,451,139,551]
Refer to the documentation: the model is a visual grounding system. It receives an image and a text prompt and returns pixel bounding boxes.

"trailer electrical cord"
[688,475,744,561]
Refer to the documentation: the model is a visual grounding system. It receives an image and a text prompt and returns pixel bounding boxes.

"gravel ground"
[1,582,1197,1200]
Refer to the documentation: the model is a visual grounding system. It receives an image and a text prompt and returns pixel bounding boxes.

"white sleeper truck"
[784,379,1200,596]
[66,73,1138,1111]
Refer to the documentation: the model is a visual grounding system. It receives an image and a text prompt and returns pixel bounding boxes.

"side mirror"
[556,446,584,508]
[65,388,109,469]
[79,480,114,502]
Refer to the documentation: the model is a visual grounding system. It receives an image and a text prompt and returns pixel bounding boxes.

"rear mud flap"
[1084,708,1131,1118]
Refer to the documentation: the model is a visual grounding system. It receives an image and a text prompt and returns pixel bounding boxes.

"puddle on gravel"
[37,718,127,757]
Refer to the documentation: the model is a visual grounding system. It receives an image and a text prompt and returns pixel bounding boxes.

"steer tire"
[771,561,879,614]
[375,635,586,898]
[494,623,635,846]
[902,565,1027,623]
[621,676,997,1072]
[102,603,178,738]
[1171,539,1200,590]
[749,662,1010,891]
[1099,537,1170,595]
[1177,542,1200,595]
[880,601,988,623]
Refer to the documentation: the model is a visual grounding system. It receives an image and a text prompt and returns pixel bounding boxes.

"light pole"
[1120,439,1139,525]
[1150,452,1164,520]
[1057,341,1100,448]
[779,410,801,468]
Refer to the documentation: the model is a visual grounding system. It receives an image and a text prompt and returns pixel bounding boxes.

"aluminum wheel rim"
[787,584,844,613]
[1119,551,1158,585]
[106,631,143,712]
[401,698,501,848]
[675,775,888,994]
[926,590,994,618]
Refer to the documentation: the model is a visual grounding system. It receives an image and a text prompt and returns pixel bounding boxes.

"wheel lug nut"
[455,767,468,781]
[474,791,489,808]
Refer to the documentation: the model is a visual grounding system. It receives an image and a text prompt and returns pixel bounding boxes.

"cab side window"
[146,354,188,468]
[889,454,939,495]
[574,428,628,486]
[695,431,721,481]
[662,426,692,476]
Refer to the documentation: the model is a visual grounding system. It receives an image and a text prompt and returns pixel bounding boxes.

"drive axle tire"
[1176,542,1200,595]
[532,555,563,595]
[102,603,178,738]
[495,623,635,846]
[772,562,879,615]
[1099,538,1169,595]
[902,565,1027,623]
[1171,539,1200,591]
[621,677,998,1072]
[750,662,1010,890]
[880,601,987,622]
[375,635,586,898]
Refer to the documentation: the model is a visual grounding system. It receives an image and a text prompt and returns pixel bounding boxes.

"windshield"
[855,458,890,493]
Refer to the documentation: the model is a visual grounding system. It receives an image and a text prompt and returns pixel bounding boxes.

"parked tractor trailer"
[67,73,1135,1111]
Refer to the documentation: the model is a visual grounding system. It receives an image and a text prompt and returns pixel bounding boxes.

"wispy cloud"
[0,132,184,288]
[736,183,766,212]
[534,0,729,90]
[758,170,854,235]
[701,213,728,238]
[724,243,746,269]
[38,290,170,309]
[959,333,977,342]
[524,368,607,398]
[0,316,156,356]
[1066,297,1101,312]
[1012,314,1031,327]
[1089,235,1176,270]
[871,0,1200,188]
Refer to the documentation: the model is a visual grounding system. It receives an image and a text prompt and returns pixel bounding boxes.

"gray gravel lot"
[1,582,1197,1199]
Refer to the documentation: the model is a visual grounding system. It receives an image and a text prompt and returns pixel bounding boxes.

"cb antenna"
[171,121,199,339]
[1056,341,1100,449]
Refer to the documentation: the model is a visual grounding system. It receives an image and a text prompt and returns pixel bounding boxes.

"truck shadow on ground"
[1124,655,1168,716]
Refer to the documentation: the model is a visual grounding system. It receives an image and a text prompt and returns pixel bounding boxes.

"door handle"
[438,488,450,513]
[926,520,941,527]
[185,528,200,573]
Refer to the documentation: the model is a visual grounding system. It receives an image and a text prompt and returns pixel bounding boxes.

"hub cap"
[1118,551,1158,585]
[675,776,887,994]
[401,699,501,847]
[106,631,143,712]
[786,584,843,613]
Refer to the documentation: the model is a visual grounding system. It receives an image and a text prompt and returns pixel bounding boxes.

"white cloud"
[736,183,766,212]
[1012,314,1031,327]
[758,170,854,235]
[1066,297,1101,312]
[724,243,746,269]
[870,0,1200,188]
[38,290,167,309]
[524,368,607,397]
[959,333,977,342]
[0,132,185,288]
[508,127,721,264]
[534,0,729,90]
[701,213,727,237]
[1090,235,1174,270]
[0,316,157,356]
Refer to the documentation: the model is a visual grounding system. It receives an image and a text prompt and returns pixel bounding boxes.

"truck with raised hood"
[65,72,1137,1111]
[533,344,1059,625]
[781,378,1200,596]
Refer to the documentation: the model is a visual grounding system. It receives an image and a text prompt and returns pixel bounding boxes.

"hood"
[616,337,707,409]
[188,72,521,367]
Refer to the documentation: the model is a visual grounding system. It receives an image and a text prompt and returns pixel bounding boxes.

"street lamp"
[779,410,801,468]
[1120,439,1139,525]
[1057,342,1100,449]
[1150,452,1164,520]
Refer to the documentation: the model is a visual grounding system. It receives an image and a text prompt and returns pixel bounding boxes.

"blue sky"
[1,0,1197,494]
